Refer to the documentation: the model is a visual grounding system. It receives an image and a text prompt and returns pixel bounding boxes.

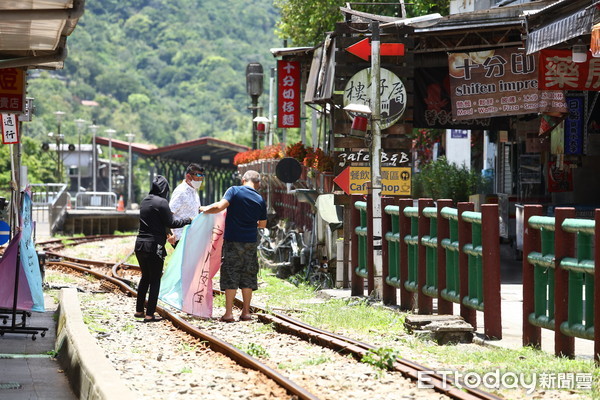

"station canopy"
[94,136,250,169]
[0,0,82,70]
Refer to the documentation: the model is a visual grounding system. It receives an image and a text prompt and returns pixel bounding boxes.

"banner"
[414,67,508,129]
[448,48,567,120]
[564,97,584,155]
[277,60,301,128]
[0,232,34,310]
[19,190,44,312]
[0,68,26,114]
[539,49,600,91]
[1,113,19,144]
[159,211,225,318]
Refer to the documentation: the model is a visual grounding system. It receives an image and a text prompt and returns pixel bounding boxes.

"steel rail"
[46,258,320,400]
[50,235,501,400]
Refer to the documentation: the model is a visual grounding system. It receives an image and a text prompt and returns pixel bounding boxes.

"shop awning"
[0,0,83,69]
[525,0,599,54]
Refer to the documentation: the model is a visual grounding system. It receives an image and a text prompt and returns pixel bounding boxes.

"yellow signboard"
[343,166,411,196]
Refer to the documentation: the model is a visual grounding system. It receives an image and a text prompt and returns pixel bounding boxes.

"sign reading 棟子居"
[448,48,567,120]
[277,60,301,128]
[538,49,600,91]
[0,68,26,114]
[343,68,406,130]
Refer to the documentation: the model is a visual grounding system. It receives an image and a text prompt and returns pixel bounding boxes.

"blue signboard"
[0,220,9,245]
[565,97,583,155]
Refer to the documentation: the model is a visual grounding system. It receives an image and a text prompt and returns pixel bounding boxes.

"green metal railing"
[461,211,484,311]
[526,215,557,331]
[354,201,368,278]
[384,205,401,287]
[560,218,594,340]
[421,207,438,298]
[403,206,419,293]
[440,207,460,303]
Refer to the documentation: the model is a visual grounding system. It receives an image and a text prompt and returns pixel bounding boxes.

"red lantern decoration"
[350,115,368,136]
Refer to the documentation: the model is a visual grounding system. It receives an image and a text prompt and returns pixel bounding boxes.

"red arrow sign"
[346,38,405,61]
[333,166,351,195]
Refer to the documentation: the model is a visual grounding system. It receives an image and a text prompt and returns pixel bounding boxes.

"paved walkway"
[0,295,76,400]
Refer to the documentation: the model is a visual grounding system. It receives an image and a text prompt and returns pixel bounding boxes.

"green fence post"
[382,197,396,305]
[437,199,454,315]
[418,198,434,314]
[351,201,364,296]
[458,202,476,328]
[523,205,543,348]
[398,199,414,310]
[555,207,575,358]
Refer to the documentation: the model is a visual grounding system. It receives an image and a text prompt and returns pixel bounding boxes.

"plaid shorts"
[220,240,259,291]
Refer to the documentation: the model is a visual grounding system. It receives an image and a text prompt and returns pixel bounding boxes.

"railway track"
[42,235,503,400]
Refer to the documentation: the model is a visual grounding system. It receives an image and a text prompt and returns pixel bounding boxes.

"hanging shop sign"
[0,69,26,114]
[414,67,508,130]
[448,47,567,120]
[1,114,19,144]
[343,68,406,130]
[333,166,411,196]
[538,49,600,91]
[564,97,584,155]
[277,60,301,128]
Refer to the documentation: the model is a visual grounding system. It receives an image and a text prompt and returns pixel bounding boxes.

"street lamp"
[54,111,65,180]
[246,62,263,149]
[89,124,99,192]
[125,132,135,209]
[105,128,116,193]
[74,118,86,192]
[253,116,270,147]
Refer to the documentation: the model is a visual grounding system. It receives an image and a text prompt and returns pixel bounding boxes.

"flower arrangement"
[234,141,334,173]
[233,144,284,165]
[285,141,308,163]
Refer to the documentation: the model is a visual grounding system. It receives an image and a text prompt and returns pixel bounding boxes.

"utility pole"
[370,21,383,298]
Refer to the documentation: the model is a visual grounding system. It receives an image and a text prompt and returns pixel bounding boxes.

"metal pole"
[90,125,98,192]
[105,129,116,193]
[251,98,258,149]
[370,21,383,298]
[74,119,86,193]
[126,133,135,208]
[268,68,275,146]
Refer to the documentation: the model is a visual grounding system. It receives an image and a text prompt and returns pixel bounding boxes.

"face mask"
[191,179,202,190]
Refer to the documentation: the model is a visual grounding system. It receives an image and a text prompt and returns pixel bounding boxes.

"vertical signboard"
[277,60,301,128]
[1,114,19,144]
[564,97,583,155]
[0,68,26,114]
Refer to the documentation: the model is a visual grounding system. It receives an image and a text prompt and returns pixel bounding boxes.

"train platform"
[0,295,76,400]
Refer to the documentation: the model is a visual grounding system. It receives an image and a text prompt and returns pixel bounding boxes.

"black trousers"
[135,250,164,316]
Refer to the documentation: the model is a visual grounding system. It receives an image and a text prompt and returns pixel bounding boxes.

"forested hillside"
[25,0,281,147]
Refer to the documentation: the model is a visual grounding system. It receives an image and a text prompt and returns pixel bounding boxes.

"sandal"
[134,312,144,318]
[239,315,253,321]
[219,316,235,323]
[143,315,164,323]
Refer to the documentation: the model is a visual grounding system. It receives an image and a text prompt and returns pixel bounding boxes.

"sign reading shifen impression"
[448,48,567,120]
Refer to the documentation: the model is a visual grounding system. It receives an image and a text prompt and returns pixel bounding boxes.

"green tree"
[275,0,450,46]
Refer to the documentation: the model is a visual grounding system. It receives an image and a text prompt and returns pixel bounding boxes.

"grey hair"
[242,170,261,183]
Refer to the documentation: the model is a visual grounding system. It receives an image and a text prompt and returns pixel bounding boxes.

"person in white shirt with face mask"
[168,163,205,248]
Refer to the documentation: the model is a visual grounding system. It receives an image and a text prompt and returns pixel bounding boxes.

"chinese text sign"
[1,114,19,144]
[0,69,25,114]
[539,49,600,91]
[448,48,566,120]
[277,60,300,128]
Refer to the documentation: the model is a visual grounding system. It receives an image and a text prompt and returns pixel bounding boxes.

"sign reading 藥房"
[538,49,600,91]
[448,47,567,120]
[277,60,301,128]
[1,114,19,144]
[0,69,26,114]
[343,68,406,130]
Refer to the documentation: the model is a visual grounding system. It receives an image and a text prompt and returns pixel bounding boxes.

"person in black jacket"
[134,175,191,322]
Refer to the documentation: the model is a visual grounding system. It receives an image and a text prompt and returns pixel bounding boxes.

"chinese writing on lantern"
[2,113,19,144]
[277,60,301,128]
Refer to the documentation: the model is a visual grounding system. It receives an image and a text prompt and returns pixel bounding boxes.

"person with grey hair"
[199,170,267,322]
